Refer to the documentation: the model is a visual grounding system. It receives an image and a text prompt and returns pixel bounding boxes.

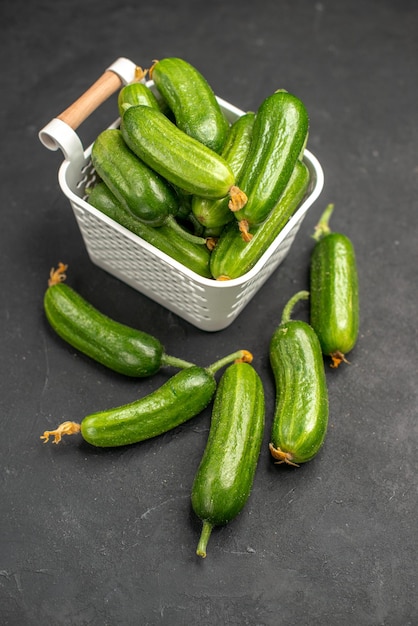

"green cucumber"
[269,291,329,466]
[188,212,224,240]
[191,112,255,230]
[91,128,179,226]
[44,264,195,377]
[149,57,229,153]
[191,361,265,558]
[174,187,194,220]
[120,105,247,209]
[210,160,310,279]
[232,90,309,241]
[310,204,359,368]
[40,350,253,448]
[117,82,161,117]
[87,182,212,278]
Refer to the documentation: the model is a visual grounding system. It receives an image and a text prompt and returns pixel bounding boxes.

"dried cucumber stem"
[48,263,68,287]
[330,350,350,369]
[234,349,253,364]
[148,60,159,79]
[205,237,218,252]
[268,442,300,467]
[40,421,81,444]
[228,185,248,212]
[238,219,253,242]
[134,66,148,82]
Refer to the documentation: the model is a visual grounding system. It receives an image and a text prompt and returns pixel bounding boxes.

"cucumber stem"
[281,290,309,325]
[134,66,147,82]
[196,520,213,558]
[160,354,196,370]
[206,349,253,375]
[165,214,207,245]
[48,262,68,287]
[40,421,81,444]
[228,185,248,212]
[312,203,334,241]
[238,219,253,242]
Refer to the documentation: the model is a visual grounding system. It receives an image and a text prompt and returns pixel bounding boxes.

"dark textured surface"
[1,1,417,624]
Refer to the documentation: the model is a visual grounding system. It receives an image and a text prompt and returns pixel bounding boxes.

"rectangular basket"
[40,60,324,331]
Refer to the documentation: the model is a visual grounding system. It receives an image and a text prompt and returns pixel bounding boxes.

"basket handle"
[38,57,143,164]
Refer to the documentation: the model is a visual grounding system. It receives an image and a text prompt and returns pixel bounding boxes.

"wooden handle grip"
[56,69,124,130]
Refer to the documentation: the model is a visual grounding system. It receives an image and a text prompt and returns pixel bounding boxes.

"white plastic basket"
[39,57,324,332]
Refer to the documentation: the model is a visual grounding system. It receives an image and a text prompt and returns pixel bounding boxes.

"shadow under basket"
[39,58,324,331]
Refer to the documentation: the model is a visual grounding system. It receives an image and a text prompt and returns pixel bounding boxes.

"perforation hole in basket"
[76,209,212,322]
[78,160,99,197]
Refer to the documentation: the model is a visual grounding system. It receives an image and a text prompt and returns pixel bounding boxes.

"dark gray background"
[1,1,417,624]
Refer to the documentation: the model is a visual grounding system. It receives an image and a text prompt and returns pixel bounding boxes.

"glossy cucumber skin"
[91,128,179,226]
[150,57,229,153]
[234,90,309,228]
[210,160,310,279]
[269,320,328,464]
[87,182,212,278]
[191,112,255,229]
[191,362,265,527]
[120,105,235,198]
[310,232,359,360]
[80,366,217,447]
[44,282,164,377]
[117,82,160,117]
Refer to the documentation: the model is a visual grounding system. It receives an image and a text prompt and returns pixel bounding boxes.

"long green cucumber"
[191,112,255,229]
[91,128,179,226]
[232,90,309,241]
[210,160,310,279]
[117,81,193,219]
[149,57,229,153]
[310,204,359,367]
[40,350,253,448]
[120,105,247,209]
[191,361,265,558]
[44,264,194,377]
[269,291,329,466]
[87,182,212,278]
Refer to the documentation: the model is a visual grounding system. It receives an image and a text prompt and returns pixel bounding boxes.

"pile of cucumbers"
[40,58,359,558]
[87,57,311,280]
[40,199,358,558]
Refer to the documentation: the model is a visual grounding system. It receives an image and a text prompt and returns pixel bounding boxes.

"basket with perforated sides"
[39,57,324,331]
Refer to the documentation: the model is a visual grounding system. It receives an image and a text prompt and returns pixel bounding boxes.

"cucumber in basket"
[120,105,247,211]
[87,181,212,278]
[210,160,310,280]
[149,57,230,153]
[231,89,309,242]
[91,128,180,226]
[191,111,255,230]
[117,81,173,120]
[117,81,161,117]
